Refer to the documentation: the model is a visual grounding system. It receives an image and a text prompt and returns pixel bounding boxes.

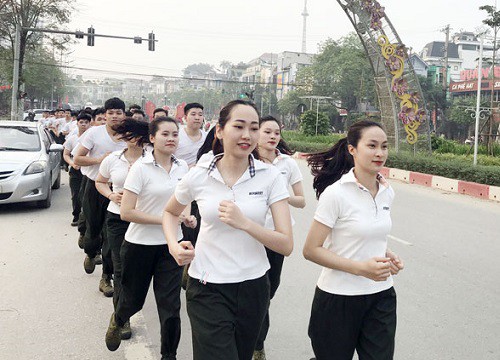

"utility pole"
[441,24,450,92]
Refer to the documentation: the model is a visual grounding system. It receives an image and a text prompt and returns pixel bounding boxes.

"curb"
[293,152,500,203]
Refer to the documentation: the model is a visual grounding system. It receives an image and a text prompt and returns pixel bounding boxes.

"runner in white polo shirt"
[74,97,127,297]
[175,102,207,249]
[253,115,306,360]
[105,117,195,359]
[175,102,206,167]
[303,120,404,360]
[162,100,293,360]
[63,112,91,227]
[96,118,149,341]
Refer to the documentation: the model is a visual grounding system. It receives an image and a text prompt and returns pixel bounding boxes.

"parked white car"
[0,121,63,208]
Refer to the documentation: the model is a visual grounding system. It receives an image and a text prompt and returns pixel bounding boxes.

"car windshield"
[0,126,41,151]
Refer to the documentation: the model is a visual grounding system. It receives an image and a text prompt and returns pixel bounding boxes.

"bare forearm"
[163,212,181,247]
[63,153,73,166]
[74,155,101,166]
[121,209,161,225]
[243,220,293,256]
[95,182,112,199]
[288,195,305,208]
[303,246,360,275]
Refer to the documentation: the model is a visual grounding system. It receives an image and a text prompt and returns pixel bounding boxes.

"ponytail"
[307,138,353,199]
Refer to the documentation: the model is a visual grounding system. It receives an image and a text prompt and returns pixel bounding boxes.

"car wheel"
[37,183,52,209]
[52,168,61,189]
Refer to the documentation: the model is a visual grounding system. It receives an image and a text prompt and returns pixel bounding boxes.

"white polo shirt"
[79,125,126,181]
[314,168,395,296]
[174,127,207,166]
[61,120,77,134]
[175,153,289,284]
[123,152,188,246]
[63,133,79,153]
[99,149,137,215]
[71,131,91,177]
[264,151,303,229]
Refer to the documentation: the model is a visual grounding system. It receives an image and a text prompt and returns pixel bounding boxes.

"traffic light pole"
[10,26,157,120]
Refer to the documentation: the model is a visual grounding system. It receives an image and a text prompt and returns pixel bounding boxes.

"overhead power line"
[0,58,310,88]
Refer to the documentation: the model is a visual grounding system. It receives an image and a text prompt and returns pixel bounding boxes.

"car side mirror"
[48,144,64,153]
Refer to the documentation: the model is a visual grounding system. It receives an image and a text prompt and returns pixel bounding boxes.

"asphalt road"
[1,160,499,360]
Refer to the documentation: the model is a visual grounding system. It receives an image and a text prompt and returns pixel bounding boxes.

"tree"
[0,0,74,91]
[480,4,500,153]
[183,63,215,77]
[300,110,330,136]
[295,33,375,111]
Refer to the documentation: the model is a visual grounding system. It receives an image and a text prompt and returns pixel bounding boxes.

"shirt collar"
[207,153,257,178]
[141,150,180,167]
[340,168,389,192]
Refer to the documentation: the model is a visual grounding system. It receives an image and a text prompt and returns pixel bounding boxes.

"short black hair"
[153,108,168,116]
[184,103,204,114]
[77,112,92,122]
[92,107,106,119]
[125,111,134,117]
[104,97,126,111]
[133,109,145,117]
[129,104,141,111]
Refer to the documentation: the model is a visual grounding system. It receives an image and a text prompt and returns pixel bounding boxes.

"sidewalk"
[294,152,500,203]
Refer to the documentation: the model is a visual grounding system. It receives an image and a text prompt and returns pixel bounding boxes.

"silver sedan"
[0,121,63,208]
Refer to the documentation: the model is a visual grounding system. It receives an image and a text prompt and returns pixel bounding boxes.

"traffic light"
[148,32,155,51]
[87,26,95,46]
[75,30,84,39]
[238,93,246,99]
[134,36,142,44]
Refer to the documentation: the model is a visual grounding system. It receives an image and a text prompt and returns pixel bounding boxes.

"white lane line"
[124,311,155,360]
[388,234,413,246]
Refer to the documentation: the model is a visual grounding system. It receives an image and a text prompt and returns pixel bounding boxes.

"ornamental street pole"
[474,36,484,166]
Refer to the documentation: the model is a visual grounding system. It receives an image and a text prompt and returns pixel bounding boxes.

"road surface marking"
[124,311,155,360]
[388,234,413,246]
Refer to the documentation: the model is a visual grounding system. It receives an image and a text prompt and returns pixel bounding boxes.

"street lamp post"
[474,36,484,166]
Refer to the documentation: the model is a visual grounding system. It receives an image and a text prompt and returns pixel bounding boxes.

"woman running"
[96,118,149,339]
[105,117,196,360]
[303,120,404,360]
[163,100,293,360]
[253,115,305,360]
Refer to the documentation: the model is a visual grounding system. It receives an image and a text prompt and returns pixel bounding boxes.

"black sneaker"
[83,255,96,274]
[78,234,84,249]
[121,320,132,340]
[99,275,114,297]
[71,220,78,227]
[95,254,103,265]
[105,313,122,351]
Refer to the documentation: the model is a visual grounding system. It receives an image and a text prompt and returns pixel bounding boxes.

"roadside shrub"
[386,151,500,186]
[300,110,330,136]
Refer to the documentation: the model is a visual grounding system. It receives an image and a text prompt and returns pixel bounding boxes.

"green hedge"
[386,152,500,186]
[431,136,500,156]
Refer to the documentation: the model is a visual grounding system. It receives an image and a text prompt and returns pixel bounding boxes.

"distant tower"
[301,0,308,53]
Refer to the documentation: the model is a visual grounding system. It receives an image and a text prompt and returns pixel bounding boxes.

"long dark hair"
[307,120,384,199]
[259,115,293,155]
[212,99,260,159]
[114,118,149,147]
[197,126,216,161]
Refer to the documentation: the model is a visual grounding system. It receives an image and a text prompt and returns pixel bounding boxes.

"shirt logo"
[249,191,264,196]
[383,206,390,210]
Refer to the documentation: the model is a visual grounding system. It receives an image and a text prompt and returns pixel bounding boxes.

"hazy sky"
[64,0,493,79]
